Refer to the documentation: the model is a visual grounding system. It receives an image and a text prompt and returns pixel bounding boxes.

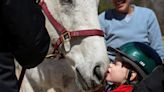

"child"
[104,42,162,92]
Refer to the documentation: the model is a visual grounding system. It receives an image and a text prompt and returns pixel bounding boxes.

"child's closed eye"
[115,61,123,66]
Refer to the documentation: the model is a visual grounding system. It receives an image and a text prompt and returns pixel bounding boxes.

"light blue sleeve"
[99,12,106,32]
[147,10,164,62]
[99,12,109,40]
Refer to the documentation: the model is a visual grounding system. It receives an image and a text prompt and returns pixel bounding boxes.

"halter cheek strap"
[39,0,104,54]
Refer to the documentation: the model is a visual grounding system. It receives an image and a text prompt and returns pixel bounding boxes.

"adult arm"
[147,10,164,63]
[2,0,50,68]
[133,65,164,92]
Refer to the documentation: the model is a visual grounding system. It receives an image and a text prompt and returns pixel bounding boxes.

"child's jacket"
[109,85,134,92]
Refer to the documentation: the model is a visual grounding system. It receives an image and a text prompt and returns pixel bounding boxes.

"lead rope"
[18,68,26,91]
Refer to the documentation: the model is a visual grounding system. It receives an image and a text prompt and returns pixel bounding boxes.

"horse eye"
[60,0,73,5]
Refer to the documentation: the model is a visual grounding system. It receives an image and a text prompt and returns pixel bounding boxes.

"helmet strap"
[125,69,132,85]
[120,69,132,85]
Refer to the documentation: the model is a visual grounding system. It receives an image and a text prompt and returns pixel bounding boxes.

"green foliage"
[98,0,112,14]
[98,0,154,14]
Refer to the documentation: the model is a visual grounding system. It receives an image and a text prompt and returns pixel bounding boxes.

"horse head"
[43,0,109,91]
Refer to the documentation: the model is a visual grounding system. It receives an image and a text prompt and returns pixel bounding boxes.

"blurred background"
[98,0,164,36]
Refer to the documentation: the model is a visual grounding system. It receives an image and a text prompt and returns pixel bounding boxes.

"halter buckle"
[61,32,71,42]
[61,32,71,52]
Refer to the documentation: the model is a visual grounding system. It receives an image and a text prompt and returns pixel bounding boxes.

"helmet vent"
[139,61,145,67]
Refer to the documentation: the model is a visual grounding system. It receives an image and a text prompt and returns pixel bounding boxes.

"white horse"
[20,0,109,92]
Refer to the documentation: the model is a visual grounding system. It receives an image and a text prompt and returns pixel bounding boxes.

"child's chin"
[105,77,112,82]
[117,6,126,12]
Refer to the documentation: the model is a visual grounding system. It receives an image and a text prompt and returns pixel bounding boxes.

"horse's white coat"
[20,0,109,92]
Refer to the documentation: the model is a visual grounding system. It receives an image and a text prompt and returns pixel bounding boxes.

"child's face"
[111,0,131,13]
[106,60,129,84]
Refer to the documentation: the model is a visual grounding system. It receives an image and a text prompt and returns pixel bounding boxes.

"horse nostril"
[93,65,102,81]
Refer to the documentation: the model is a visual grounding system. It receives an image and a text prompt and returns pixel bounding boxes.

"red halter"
[39,0,104,53]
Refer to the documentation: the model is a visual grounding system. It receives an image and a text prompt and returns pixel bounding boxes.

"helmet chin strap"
[126,69,133,84]
[121,69,132,85]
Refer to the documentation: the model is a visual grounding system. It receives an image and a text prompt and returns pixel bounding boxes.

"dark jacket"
[0,0,50,91]
[0,0,50,68]
[133,65,164,92]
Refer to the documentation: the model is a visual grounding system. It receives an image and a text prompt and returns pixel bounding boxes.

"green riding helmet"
[109,42,162,79]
